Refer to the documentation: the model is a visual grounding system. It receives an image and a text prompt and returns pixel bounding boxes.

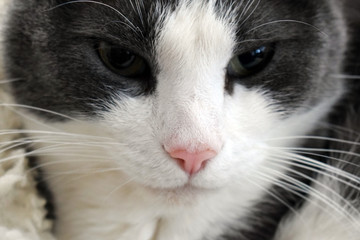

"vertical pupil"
[108,49,135,68]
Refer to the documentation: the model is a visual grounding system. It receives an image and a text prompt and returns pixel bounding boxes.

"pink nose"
[167,149,218,175]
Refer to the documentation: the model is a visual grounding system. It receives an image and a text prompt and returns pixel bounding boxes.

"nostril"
[168,149,218,175]
[174,157,209,175]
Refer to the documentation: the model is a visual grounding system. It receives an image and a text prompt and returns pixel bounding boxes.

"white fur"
[0,88,54,240]
[274,175,360,240]
[12,0,346,239]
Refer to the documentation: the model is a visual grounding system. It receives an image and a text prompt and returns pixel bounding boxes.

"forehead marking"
[156,0,236,80]
[153,0,237,152]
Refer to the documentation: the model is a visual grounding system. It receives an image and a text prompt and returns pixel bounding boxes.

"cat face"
[4,0,346,193]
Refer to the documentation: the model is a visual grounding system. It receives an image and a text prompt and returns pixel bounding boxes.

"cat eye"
[98,42,149,78]
[227,44,275,78]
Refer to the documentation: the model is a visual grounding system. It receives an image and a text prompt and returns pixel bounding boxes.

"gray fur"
[2,0,360,239]
[4,0,346,119]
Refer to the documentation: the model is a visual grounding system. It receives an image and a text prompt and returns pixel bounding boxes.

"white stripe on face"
[155,0,235,153]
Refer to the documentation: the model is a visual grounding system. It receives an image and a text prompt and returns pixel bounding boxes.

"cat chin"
[145,183,218,203]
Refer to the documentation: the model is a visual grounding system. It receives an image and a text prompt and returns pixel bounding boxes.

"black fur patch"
[5,0,345,120]
[27,154,56,222]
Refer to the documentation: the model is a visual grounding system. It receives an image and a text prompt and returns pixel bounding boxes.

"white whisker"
[267,152,360,191]
[27,158,112,174]
[243,172,305,223]
[245,19,329,38]
[256,165,360,226]
[251,168,335,219]
[330,74,360,80]
[238,0,261,29]
[285,150,360,168]
[0,78,22,84]
[239,0,255,20]
[105,177,136,201]
[0,129,114,141]
[318,122,360,136]
[267,135,360,146]
[275,147,360,161]
[46,0,140,35]
[0,103,81,122]
[43,167,129,189]
[266,159,360,217]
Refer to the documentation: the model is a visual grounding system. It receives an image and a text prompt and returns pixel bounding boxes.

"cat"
[1,0,360,239]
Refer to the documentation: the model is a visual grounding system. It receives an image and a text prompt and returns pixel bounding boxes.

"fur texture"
[1,0,360,239]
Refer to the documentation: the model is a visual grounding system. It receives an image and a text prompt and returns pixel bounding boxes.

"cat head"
[3,0,347,192]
